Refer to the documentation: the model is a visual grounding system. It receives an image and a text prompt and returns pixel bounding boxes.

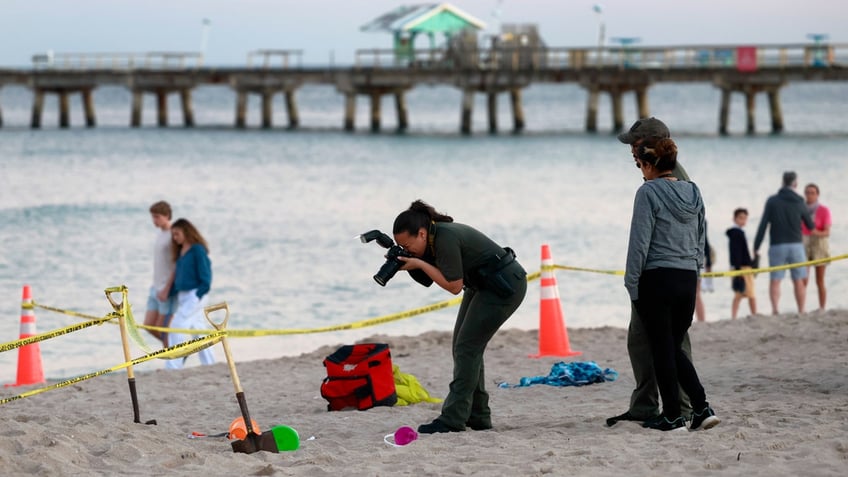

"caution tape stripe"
[0,332,224,405]
[0,314,117,353]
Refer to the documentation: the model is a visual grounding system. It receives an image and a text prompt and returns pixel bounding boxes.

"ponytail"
[393,200,453,235]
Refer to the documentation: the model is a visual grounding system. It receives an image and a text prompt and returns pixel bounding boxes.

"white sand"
[2,310,847,476]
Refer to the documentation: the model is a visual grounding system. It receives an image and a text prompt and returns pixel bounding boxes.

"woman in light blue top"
[624,137,719,432]
[165,218,215,370]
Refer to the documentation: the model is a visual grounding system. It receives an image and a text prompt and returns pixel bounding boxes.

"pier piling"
[460,90,474,135]
[262,91,273,128]
[180,89,194,127]
[30,90,44,129]
[745,89,756,135]
[767,88,784,134]
[344,93,356,131]
[82,89,96,127]
[235,91,247,128]
[611,90,624,133]
[394,91,408,132]
[510,89,525,133]
[58,91,70,128]
[585,88,599,133]
[718,88,731,136]
[156,90,168,127]
[370,92,381,132]
[487,92,498,134]
[131,91,142,127]
[285,90,299,129]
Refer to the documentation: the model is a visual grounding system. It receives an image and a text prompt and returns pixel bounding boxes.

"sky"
[0,0,845,67]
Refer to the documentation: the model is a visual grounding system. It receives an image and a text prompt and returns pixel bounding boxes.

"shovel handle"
[204,302,230,330]
[104,286,128,312]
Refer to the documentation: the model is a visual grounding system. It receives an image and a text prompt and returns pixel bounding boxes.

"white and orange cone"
[6,285,45,387]
[530,245,581,358]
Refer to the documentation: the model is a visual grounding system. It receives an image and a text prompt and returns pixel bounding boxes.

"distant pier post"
[261,91,274,129]
[767,88,784,134]
[344,93,356,131]
[130,90,142,127]
[745,89,756,135]
[460,89,474,135]
[30,90,44,129]
[156,90,168,127]
[285,90,299,129]
[585,88,599,133]
[369,92,381,132]
[510,89,525,133]
[180,89,194,127]
[394,90,408,132]
[611,90,624,133]
[58,91,70,128]
[235,91,247,128]
[718,88,731,136]
[635,88,649,119]
[82,89,96,127]
[487,92,498,134]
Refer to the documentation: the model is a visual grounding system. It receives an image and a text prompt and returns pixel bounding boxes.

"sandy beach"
[2,309,847,476]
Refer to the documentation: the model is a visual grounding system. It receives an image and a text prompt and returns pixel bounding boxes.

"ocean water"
[1,81,847,380]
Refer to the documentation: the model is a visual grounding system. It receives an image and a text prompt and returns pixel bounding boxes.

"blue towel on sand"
[498,361,618,388]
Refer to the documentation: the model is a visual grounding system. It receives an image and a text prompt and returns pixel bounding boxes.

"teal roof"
[361,3,486,34]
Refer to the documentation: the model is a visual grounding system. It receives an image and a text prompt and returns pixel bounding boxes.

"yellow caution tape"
[0,332,224,405]
[31,301,108,322]
[0,313,117,353]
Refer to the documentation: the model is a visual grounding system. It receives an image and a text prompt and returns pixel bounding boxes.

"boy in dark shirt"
[726,208,758,319]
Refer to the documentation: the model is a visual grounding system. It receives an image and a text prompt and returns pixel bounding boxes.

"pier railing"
[246,49,304,69]
[354,43,848,71]
[31,52,205,70]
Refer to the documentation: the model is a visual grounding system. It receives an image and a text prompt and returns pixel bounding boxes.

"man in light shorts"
[145,201,176,345]
[753,172,815,315]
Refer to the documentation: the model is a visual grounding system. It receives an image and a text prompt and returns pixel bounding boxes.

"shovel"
[105,286,157,425]
[204,302,278,454]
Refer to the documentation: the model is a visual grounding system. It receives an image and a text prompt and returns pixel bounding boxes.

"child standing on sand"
[726,208,757,319]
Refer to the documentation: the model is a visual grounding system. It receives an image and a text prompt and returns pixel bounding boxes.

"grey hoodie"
[625,178,705,300]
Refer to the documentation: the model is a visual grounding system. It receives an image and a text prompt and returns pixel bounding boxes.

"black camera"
[359,229,412,286]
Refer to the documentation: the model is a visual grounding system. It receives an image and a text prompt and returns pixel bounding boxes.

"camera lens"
[374,258,402,286]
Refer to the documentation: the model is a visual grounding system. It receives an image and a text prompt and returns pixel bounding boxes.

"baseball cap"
[617,117,670,144]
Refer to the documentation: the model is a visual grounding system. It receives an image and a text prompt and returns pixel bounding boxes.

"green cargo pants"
[437,262,527,430]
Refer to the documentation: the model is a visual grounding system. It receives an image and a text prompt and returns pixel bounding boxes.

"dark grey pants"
[438,262,527,429]
[627,301,694,419]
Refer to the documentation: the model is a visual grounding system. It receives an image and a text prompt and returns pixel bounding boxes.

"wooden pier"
[0,43,846,134]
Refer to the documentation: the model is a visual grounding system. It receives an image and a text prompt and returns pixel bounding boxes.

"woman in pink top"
[801,183,832,311]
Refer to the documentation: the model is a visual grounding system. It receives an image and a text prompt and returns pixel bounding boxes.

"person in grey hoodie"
[624,137,719,432]
[753,171,815,315]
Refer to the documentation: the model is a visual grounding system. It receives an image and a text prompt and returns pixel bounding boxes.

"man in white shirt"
[145,201,176,345]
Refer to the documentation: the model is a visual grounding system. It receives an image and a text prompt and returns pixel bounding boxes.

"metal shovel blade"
[231,431,279,454]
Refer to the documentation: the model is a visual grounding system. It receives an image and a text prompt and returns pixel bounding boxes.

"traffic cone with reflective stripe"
[530,245,581,358]
[6,285,45,387]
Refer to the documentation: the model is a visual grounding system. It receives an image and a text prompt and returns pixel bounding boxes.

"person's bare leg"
[695,280,705,322]
[815,265,827,310]
[792,279,806,314]
[143,309,162,341]
[748,297,758,316]
[769,280,781,315]
[731,295,742,319]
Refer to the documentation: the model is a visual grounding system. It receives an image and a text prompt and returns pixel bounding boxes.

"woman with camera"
[391,200,527,434]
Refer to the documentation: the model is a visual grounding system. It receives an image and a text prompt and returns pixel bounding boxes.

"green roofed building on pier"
[360,3,486,64]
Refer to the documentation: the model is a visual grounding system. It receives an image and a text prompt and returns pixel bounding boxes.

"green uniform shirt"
[433,222,505,283]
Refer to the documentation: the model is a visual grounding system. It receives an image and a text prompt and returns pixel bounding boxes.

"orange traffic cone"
[6,285,45,387]
[530,245,581,358]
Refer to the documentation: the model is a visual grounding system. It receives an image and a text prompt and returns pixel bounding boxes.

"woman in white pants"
[165,218,215,370]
